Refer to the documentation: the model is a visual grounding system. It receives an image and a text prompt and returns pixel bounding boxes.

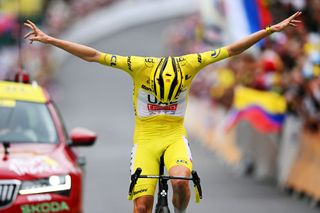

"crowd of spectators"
[166,0,320,132]
[0,0,119,86]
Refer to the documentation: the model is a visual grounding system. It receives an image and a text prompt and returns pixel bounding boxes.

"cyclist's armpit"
[183,47,229,72]
[98,52,146,75]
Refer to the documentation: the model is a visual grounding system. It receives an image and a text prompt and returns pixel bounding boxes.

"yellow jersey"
[98,47,229,143]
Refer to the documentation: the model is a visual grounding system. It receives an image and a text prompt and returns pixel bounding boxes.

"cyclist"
[24,11,301,213]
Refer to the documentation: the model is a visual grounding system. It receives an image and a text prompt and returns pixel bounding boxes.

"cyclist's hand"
[270,11,302,33]
[24,20,50,44]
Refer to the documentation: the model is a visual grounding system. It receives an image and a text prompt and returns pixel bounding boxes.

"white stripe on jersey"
[183,136,192,162]
[130,144,137,175]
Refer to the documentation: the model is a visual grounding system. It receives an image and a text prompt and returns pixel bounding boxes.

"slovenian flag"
[225,86,286,133]
[224,0,273,43]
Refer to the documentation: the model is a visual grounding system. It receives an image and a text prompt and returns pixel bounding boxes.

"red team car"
[0,75,96,213]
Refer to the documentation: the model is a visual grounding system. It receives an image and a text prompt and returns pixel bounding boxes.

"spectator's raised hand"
[24,20,50,44]
[270,11,302,33]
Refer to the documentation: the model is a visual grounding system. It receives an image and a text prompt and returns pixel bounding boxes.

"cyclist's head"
[150,57,184,103]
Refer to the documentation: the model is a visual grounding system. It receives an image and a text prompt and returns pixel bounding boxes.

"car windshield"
[0,100,58,143]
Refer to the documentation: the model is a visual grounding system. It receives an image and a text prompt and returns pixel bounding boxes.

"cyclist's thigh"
[164,136,193,172]
[130,143,159,199]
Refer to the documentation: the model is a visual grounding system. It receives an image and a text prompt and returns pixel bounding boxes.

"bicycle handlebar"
[139,175,193,180]
[128,168,203,202]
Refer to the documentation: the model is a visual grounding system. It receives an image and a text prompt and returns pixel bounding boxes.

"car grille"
[0,180,20,209]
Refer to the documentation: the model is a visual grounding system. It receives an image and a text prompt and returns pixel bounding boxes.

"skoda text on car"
[0,76,96,213]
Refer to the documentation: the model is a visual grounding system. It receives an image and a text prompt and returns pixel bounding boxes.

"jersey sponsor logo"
[141,84,152,92]
[133,188,148,196]
[137,89,187,117]
[176,159,188,165]
[127,56,133,71]
[111,55,117,66]
[145,58,155,67]
[176,57,187,66]
[145,94,179,116]
[197,54,202,63]
[147,103,178,111]
[145,58,154,63]
[147,95,178,105]
[211,49,221,58]
[185,74,191,80]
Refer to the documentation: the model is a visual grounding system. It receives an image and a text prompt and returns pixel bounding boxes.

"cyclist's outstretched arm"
[24,20,101,63]
[225,11,302,57]
[181,11,302,75]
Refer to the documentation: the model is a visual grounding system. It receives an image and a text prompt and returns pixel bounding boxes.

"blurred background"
[1,0,320,212]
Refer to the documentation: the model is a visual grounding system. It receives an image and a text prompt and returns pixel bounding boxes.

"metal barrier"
[185,97,241,166]
[277,115,302,186]
[235,120,279,181]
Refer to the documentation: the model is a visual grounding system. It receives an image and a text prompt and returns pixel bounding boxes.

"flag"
[224,0,273,44]
[226,86,286,133]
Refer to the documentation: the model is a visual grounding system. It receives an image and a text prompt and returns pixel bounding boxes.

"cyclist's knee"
[134,204,148,213]
[134,196,153,213]
[172,179,189,192]
[169,165,191,193]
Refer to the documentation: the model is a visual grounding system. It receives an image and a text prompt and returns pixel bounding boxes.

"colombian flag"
[224,0,273,44]
[226,86,286,133]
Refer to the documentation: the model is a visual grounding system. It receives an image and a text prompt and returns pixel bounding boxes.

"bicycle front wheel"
[155,206,170,213]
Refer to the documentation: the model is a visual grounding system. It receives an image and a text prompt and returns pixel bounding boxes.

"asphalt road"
[55,19,319,213]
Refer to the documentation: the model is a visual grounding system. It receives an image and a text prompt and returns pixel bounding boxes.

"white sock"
[174,207,186,213]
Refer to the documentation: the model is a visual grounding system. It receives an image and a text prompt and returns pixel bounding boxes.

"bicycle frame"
[128,155,202,213]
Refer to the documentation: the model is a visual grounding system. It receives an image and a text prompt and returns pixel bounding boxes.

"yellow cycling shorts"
[129,136,193,200]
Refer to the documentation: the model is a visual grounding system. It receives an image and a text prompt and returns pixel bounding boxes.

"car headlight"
[19,175,71,195]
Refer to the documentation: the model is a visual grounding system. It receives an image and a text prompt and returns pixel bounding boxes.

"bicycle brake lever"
[191,170,202,201]
[128,168,142,200]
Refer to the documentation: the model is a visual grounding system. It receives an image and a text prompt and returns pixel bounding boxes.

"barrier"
[277,115,302,186]
[185,97,241,166]
[186,95,320,203]
[186,96,280,181]
[235,120,279,181]
[285,128,320,201]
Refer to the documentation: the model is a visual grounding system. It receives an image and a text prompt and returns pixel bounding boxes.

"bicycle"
[128,155,202,213]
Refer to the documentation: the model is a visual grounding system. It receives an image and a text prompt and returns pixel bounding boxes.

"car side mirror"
[69,128,97,146]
